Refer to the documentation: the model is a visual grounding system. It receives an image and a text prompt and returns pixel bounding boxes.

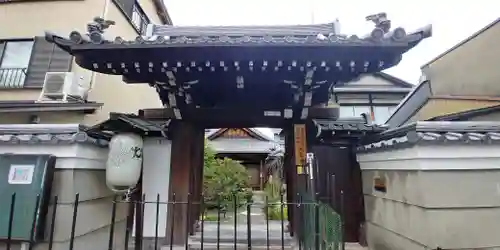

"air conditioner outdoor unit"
[38,72,89,102]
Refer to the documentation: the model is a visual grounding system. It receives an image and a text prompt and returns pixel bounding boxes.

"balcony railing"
[0,67,27,88]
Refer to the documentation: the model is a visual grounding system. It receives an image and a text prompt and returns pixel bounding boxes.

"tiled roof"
[315,119,387,132]
[150,23,342,37]
[56,26,428,48]
[358,121,500,153]
[86,113,169,139]
[0,124,107,146]
[47,17,432,50]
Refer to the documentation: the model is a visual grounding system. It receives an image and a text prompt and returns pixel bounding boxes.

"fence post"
[169,193,177,250]
[185,192,191,250]
[340,190,345,250]
[28,195,40,250]
[48,196,58,250]
[155,193,160,250]
[6,193,16,250]
[314,192,320,250]
[265,195,270,249]
[200,196,205,250]
[246,195,252,250]
[217,195,221,250]
[108,195,118,250]
[281,191,285,250]
[68,193,80,250]
[297,193,303,250]
[233,193,238,250]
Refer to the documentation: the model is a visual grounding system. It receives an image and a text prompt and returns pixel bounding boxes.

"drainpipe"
[101,0,110,19]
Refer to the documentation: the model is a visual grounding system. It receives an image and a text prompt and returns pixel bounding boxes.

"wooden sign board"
[221,128,251,138]
[294,124,307,174]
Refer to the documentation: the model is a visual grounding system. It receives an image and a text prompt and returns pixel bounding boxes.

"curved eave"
[405,24,432,52]
[46,32,74,53]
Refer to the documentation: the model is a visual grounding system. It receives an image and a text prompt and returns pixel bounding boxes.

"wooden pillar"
[293,123,312,241]
[349,146,365,243]
[166,122,203,246]
[189,128,204,235]
[283,128,295,235]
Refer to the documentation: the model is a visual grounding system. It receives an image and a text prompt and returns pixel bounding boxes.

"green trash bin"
[0,154,55,242]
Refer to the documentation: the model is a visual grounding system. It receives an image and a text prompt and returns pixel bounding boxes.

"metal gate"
[0,191,344,250]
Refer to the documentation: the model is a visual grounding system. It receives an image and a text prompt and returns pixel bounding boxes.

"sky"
[165,0,499,136]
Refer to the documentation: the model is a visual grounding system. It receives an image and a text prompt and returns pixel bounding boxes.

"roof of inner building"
[206,128,273,141]
[46,15,431,113]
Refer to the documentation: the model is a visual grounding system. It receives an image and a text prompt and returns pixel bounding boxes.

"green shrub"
[263,175,284,202]
[262,176,288,220]
[266,204,288,220]
[203,142,252,210]
[202,214,220,222]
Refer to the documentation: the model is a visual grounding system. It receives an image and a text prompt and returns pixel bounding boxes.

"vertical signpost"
[293,124,307,247]
[294,124,307,175]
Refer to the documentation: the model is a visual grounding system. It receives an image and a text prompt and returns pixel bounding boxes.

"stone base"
[129,237,167,250]
[366,222,426,250]
[345,242,368,250]
[186,243,296,250]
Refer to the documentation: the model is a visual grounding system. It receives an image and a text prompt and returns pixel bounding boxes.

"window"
[131,4,149,35]
[373,106,397,124]
[339,106,371,118]
[339,105,397,124]
[114,0,150,35]
[0,40,33,88]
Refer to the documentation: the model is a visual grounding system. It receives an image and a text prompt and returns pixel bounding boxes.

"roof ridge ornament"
[88,17,115,35]
[69,17,116,45]
[365,12,408,42]
[366,13,391,33]
[87,17,115,44]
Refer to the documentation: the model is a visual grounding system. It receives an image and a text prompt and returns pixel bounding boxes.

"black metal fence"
[0,192,345,250]
[0,68,27,88]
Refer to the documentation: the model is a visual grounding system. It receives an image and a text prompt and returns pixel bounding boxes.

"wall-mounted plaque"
[8,164,35,185]
[294,124,307,174]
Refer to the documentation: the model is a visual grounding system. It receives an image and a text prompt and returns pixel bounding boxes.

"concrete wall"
[0,143,128,250]
[408,98,500,123]
[422,20,500,96]
[357,145,500,250]
[138,137,171,247]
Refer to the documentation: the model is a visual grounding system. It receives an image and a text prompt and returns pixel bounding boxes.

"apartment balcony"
[0,68,27,89]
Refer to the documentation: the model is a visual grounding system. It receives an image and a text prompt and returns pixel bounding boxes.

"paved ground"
[190,192,293,247]
[345,242,368,250]
[153,192,363,249]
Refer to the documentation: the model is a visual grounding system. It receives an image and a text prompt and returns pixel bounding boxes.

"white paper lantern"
[106,133,143,193]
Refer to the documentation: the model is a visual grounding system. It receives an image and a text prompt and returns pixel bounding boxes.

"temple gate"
[44,13,431,249]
